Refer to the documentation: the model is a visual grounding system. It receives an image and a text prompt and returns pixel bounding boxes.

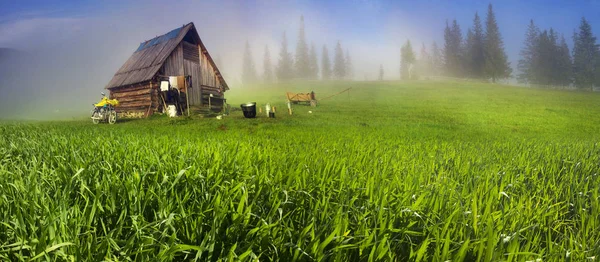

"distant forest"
[242,4,600,90]
[242,15,353,84]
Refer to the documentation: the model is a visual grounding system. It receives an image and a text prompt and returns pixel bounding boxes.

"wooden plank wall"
[162,44,184,76]
[188,86,201,106]
[182,41,200,62]
[183,60,202,105]
[199,45,220,89]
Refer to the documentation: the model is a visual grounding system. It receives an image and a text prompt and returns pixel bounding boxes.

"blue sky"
[0,0,599,83]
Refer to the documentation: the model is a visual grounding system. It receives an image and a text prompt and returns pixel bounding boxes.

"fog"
[0,0,598,119]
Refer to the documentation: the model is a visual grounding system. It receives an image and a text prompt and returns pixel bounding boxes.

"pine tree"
[263,45,274,82]
[465,28,475,77]
[517,20,540,84]
[430,41,442,76]
[534,30,553,85]
[572,17,598,90]
[321,45,332,80]
[379,64,384,81]
[418,42,431,76]
[484,4,512,82]
[309,43,319,79]
[401,40,416,80]
[443,21,452,75]
[467,12,485,78]
[452,20,465,77]
[276,32,295,81]
[333,41,346,79]
[345,49,353,80]
[295,15,310,79]
[443,20,464,77]
[548,28,560,85]
[242,40,257,84]
[556,35,573,86]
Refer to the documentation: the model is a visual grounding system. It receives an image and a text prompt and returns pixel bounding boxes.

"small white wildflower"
[566,250,571,258]
[525,259,542,262]
[464,211,472,215]
[500,191,510,199]
[507,183,513,188]
[587,256,596,260]
[413,212,422,218]
[502,234,512,243]
[412,194,417,200]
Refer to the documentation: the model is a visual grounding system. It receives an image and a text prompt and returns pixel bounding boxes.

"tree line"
[242,15,354,84]
[518,18,599,90]
[244,5,600,89]
[400,3,599,90]
[400,4,511,82]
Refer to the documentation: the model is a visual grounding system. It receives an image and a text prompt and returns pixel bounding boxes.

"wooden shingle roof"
[106,22,228,90]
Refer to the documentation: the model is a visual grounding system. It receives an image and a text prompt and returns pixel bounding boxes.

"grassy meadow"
[1,80,600,261]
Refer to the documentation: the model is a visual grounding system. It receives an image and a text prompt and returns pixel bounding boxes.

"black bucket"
[240,102,257,118]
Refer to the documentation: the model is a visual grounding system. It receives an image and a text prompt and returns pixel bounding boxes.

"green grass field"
[1,80,600,261]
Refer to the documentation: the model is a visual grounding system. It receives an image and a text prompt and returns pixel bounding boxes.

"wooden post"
[185,76,190,116]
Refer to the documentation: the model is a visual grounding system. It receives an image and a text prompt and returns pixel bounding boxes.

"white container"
[265,103,271,117]
[160,81,169,91]
[168,105,177,117]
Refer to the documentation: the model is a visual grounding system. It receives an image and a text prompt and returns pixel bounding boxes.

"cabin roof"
[106,22,228,90]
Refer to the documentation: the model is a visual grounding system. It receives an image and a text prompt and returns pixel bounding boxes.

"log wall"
[109,81,159,117]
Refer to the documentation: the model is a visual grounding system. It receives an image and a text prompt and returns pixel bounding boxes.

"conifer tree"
[465,28,475,77]
[443,20,464,77]
[548,29,560,85]
[333,41,346,79]
[276,32,295,81]
[418,42,431,76]
[556,35,573,86]
[430,41,442,76]
[321,45,332,80]
[483,4,512,82]
[467,12,485,78]
[401,40,416,79]
[345,49,353,80]
[263,45,274,82]
[534,30,553,85]
[572,17,598,90]
[295,15,310,79]
[309,43,319,79]
[517,20,540,84]
[242,40,257,84]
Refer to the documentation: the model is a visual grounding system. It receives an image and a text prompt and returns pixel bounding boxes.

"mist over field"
[0,0,599,119]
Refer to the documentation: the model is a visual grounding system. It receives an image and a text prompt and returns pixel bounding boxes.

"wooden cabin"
[105,22,229,117]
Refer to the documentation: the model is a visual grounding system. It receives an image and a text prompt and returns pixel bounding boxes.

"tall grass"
[1,80,600,261]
